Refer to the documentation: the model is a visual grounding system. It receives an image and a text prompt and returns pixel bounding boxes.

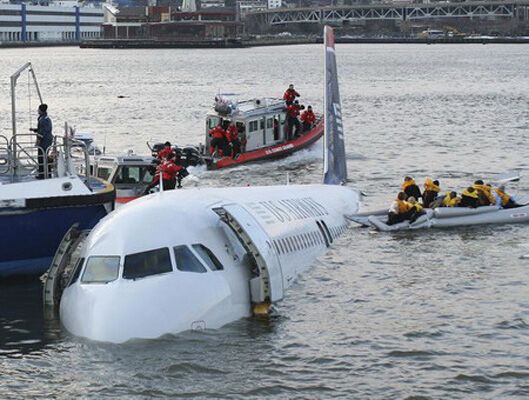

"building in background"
[0,1,103,43]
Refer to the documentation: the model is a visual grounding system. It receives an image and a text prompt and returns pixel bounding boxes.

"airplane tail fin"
[323,25,347,186]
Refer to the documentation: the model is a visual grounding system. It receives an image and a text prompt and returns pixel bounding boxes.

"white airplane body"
[59,25,360,343]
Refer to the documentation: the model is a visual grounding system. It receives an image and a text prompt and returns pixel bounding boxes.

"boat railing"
[0,134,10,175]
[10,133,46,178]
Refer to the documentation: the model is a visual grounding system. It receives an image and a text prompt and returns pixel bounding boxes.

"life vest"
[287,104,301,118]
[424,177,440,193]
[494,188,511,206]
[209,126,226,140]
[283,88,300,103]
[157,146,173,160]
[473,184,495,204]
[411,202,423,212]
[226,125,238,142]
[401,179,416,191]
[160,160,182,181]
[462,188,478,199]
[396,199,411,214]
[300,110,315,124]
[442,192,460,207]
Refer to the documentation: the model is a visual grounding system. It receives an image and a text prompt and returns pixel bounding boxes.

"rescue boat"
[200,97,324,170]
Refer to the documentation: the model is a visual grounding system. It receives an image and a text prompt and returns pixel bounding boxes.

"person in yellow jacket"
[401,176,422,201]
[442,191,460,207]
[472,180,495,206]
[495,185,521,209]
[387,192,420,225]
[459,187,479,208]
[422,178,441,208]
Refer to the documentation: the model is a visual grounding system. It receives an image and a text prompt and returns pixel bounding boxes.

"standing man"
[30,103,53,179]
[283,84,300,106]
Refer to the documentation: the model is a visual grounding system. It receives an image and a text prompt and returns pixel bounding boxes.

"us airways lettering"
[333,103,344,140]
[248,197,329,224]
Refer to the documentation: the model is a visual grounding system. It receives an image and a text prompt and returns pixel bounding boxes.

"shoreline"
[1,36,529,49]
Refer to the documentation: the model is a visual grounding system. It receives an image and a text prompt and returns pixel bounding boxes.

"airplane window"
[273,240,281,255]
[67,257,85,287]
[174,245,207,273]
[123,248,172,280]
[316,222,330,247]
[284,238,292,253]
[320,221,333,244]
[289,237,297,252]
[192,244,224,271]
[81,256,120,283]
[279,239,286,254]
[299,235,305,249]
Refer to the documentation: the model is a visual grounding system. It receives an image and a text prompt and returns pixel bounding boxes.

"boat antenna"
[159,169,164,193]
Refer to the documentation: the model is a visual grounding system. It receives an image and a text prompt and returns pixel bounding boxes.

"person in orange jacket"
[157,141,173,160]
[300,105,316,132]
[283,84,300,106]
[226,122,241,159]
[160,153,183,190]
[286,100,303,139]
[209,123,227,156]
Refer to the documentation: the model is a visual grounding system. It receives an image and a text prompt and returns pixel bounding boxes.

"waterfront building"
[0,1,103,43]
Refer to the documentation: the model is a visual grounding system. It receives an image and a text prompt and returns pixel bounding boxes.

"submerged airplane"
[54,26,361,343]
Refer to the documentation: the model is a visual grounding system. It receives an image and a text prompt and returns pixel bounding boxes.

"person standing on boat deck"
[208,123,227,157]
[286,101,302,139]
[459,187,479,208]
[226,123,241,159]
[157,142,173,160]
[300,105,316,132]
[401,176,422,201]
[422,178,441,208]
[495,186,521,209]
[283,84,300,106]
[160,153,183,191]
[30,104,53,179]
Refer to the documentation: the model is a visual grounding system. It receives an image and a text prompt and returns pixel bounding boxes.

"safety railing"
[0,134,10,175]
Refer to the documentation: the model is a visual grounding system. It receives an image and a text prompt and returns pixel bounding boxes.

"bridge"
[245,0,529,32]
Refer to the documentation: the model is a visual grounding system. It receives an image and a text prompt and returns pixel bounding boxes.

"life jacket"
[401,179,417,191]
[287,104,301,118]
[226,125,238,142]
[209,126,226,140]
[410,202,423,212]
[442,192,460,207]
[424,177,440,193]
[462,188,478,199]
[161,160,182,181]
[473,183,495,204]
[396,198,411,214]
[494,188,511,207]
[157,146,173,160]
[300,110,315,124]
[283,88,300,103]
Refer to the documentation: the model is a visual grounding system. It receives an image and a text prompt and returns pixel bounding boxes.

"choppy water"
[1,44,529,399]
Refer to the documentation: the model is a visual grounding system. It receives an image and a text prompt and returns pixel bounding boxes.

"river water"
[1,44,529,399]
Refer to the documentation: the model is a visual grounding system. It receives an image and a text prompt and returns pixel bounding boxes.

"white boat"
[44,25,361,343]
[0,63,115,278]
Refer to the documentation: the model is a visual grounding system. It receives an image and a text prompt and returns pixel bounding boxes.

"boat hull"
[209,119,324,170]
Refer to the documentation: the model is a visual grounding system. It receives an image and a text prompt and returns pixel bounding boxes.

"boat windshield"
[81,256,120,284]
[114,166,153,185]
[97,166,113,181]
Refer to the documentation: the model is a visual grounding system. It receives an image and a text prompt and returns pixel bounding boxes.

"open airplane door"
[213,205,284,304]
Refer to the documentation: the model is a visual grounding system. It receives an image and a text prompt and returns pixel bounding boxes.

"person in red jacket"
[283,84,300,106]
[226,122,241,159]
[300,105,316,132]
[160,153,183,190]
[208,123,227,156]
[157,141,173,160]
[286,100,303,139]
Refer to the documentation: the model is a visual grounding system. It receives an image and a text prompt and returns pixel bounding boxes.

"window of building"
[192,244,224,271]
[123,248,172,280]
[174,245,207,273]
[81,256,120,283]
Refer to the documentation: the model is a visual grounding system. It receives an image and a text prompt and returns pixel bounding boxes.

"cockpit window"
[173,245,207,273]
[192,244,224,271]
[81,256,120,283]
[67,257,85,287]
[123,248,172,280]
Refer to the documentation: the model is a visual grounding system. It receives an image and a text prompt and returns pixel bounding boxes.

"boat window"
[249,120,259,132]
[114,166,152,185]
[208,116,220,130]
[260,119,265,130]
[173,245,207,273]
[279,113,286,124]
[192,244,224,271]
[97,167,112,181]
[123,248,172,280]
[266,118,273,129]
[67,257,85,287]
[81,256,120,283]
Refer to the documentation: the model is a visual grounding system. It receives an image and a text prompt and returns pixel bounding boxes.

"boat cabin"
[204,97,288,156]
[91,154,155,201]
